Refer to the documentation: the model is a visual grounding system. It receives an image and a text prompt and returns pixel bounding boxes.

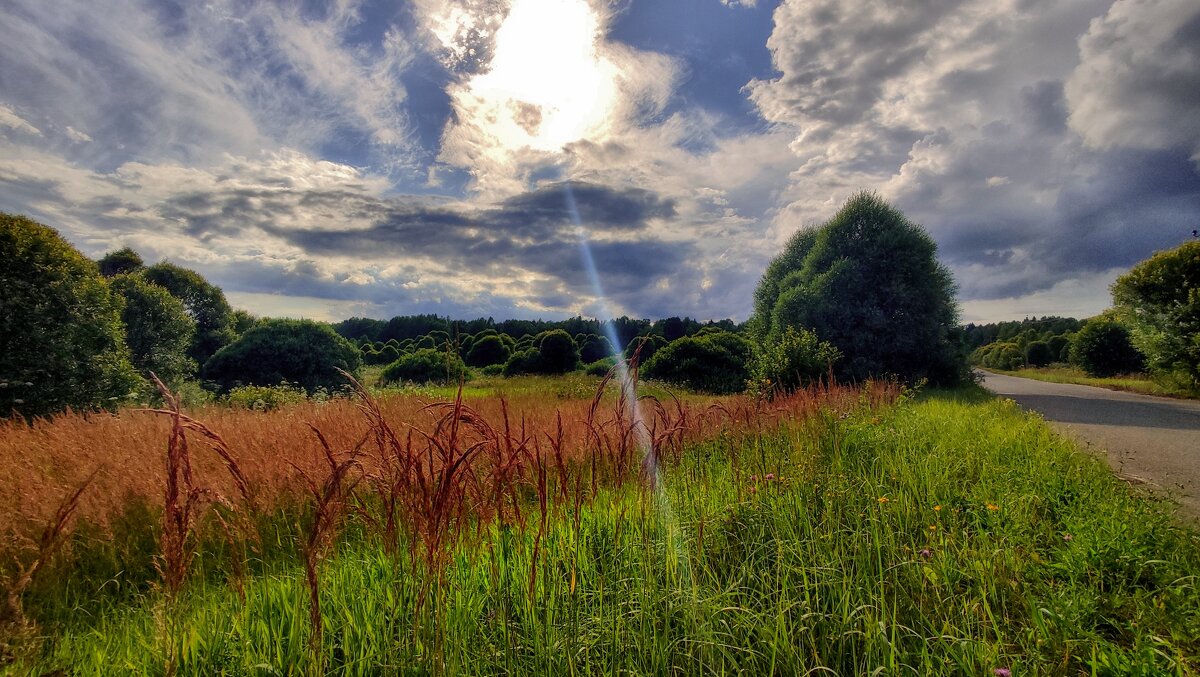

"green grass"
[10,387,1200,675]
[987,366,1195,398]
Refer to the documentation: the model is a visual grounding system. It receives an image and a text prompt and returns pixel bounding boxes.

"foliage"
[750,192,965,384]
[96,247,144,278]
[201,318,361,393]
[0,213,141,418]
[749,326,840,394]
[1023,340,1055,368]
[973,342,1024,371]
[1047,335,1071,363]
[585,357,617,377]
[1112,240,1200,391]
[503,348,541,376]
[142,263,237,366]
[575,333,614,364]
[380,348,469,385]
[109,273,196,383]
[1069,317,1145,378]
[536,330,580,374]
[363,344,400,366]
[624,334,666,366]
[465,335,511,368]
[643,331,752,394]
[963,316,1082,350]
[225,383,308,411]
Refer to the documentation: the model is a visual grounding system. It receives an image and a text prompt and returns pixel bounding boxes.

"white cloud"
[0,104,42,136]
[1065,0,1200,160]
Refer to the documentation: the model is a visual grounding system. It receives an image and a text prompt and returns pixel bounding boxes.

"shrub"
[380,348,468,385]
[503,348,541,376]
[985,342,1024,370]
[624,335,666,367]
[536,330,581,374]
[0,213,141,418]
[642,332,752,394]
[1024,340,1055,368]
[1112,240,1200,390]
[201,318,361,393]
[750,192,964,384]
[466,335,511,368]
[142,262,237,365]
[480,363,505,377]
[1069,317,1145,377]
[749,326,840,394]
[585,357,617,377]
[364,344,400,366]
[576,334,614,364]
[1047,335,1071,363]
[110,273,196,383]
[225,383,307,410]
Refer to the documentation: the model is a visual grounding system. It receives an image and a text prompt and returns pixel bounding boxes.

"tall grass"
[4,379,1200,674]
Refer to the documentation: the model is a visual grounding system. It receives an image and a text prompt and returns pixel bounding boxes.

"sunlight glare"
[468,0,619,153]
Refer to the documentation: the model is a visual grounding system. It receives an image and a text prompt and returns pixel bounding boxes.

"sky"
[1,0,1198,325]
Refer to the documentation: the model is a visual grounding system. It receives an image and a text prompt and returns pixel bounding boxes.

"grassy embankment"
[3,377,1199,675]
[987,366,1197,399]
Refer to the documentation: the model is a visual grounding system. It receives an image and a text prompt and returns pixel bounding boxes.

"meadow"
[2,373,1199,675]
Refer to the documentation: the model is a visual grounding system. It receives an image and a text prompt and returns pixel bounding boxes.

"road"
[979,371,1200,521]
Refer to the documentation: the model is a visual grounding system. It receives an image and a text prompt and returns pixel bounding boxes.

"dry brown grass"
[0,376,898,575]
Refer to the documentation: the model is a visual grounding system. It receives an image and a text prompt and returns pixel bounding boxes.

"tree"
[1024,340,1054,368]
[642,332,752,394]
[0,213,141,417]
[466,335,511,367]
[576,333,614,364]
[380,348,468,385]
[534,329,580,374]
[1069,317,1144,377]
[659,317,686,342]
[110,274,196,382]
[97,247,144,277]
[142,262,237,365]
[1112,240,1200,390]
[201,318,361,393]
[750,192,964,384]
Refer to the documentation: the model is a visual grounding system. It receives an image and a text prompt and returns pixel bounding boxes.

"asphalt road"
[980,371,1200,521]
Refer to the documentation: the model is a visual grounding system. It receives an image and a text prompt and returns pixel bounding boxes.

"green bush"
[97,247,143,277]
[0,213,141,418]
[201,318,361,393]
[1112,240,1200,391]
[585,357,617,377]
[110,273,196,383]
[749,326,840,394]
[576,334,614,364]
[380,348,468,385]
[364,344,400,366]
[1024,340,1054,368]
[1047,335,1071,363]
[624,335,666,367]
[1069,317,1145,377]
[225,383,307,410]
[142,262,237,365]
[503,330,580,376]
[642,332,752,394]
[480,363,505,377]
[466,335,511,367]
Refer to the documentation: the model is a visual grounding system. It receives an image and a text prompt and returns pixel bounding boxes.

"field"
[2,375,1199,675]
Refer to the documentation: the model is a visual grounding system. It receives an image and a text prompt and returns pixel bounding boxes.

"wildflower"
[765,473,775,481]
[750,475,758,482]
[933,505,942,512]
[919,548,931,559]
[928,525,937,531]
[993,669,1011,677]
[877,497,889,504]
[749,486,757,495]
[986,503,999,511]
[1062,533,1073,542]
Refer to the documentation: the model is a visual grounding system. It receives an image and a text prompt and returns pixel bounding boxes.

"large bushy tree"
[142,262,237,365]
[110,273,196,383]
[201,318,361,393]
[381,348,469,385]
[1069,317,1144,378]
[750,192,965,384]
[0,213,141,417]
[97,247,144,277]
[1112,240,1200,390]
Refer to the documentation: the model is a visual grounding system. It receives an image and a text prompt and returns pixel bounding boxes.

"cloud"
[750,0,1200,316]
[1065,0,1200,160]
[0,103,41,136]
